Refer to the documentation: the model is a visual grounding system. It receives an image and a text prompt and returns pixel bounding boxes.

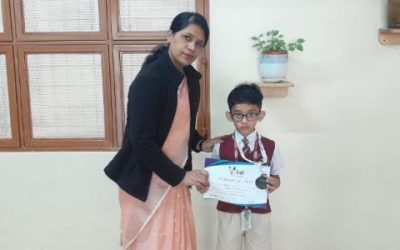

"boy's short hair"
[227,83,263,110]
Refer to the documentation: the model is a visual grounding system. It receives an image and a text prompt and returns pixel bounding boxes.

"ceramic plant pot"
[259,50,288,82]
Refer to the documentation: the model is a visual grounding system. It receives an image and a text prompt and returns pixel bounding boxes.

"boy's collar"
[234,130,258,143]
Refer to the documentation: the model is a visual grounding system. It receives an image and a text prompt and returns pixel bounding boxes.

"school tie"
[242,137,250,158]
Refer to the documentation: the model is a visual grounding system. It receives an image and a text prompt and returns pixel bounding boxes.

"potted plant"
[251,29,305,82]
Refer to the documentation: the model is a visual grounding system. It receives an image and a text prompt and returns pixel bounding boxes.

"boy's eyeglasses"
[230,112,259,122]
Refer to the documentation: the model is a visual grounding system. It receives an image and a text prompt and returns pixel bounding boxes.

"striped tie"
[242,138,250,157]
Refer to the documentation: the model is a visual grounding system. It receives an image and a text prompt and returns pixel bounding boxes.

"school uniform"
[211,130,285,250]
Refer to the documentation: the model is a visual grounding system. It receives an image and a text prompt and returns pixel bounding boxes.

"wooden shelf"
[257,81,294,98]
[379,29,400,45]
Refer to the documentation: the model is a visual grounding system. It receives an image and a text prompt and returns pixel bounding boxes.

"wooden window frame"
[0,0,12,41]
[13,0,108,41]
[113,43,210,146]
[110,0,168,41]
[110,0,207,41]
[17,45,114,149]
[0,0,210,151]
[0,45,20,148]
[112,44,160,145]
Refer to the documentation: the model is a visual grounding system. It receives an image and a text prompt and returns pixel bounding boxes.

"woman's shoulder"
[132,70,162,89]
[137,60,163,79]
[139,53,183,83]
[132,58,168,87]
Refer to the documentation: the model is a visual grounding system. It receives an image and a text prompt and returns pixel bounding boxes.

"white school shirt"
[211,130,285,176]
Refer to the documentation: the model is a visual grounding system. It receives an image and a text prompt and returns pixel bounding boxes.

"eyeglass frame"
[229,111,260,122]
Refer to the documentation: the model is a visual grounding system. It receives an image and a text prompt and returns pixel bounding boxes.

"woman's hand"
[182,169,209,187]
[195,183,210,194]
[201,137,223,152]
[267,175,280,193]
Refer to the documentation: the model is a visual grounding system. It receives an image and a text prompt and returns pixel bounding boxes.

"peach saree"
[119,78,196,250]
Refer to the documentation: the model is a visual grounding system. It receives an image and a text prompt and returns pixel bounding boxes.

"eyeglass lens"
[231,112,259,122]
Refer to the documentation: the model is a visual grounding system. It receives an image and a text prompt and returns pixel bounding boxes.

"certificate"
[203,158,270,205]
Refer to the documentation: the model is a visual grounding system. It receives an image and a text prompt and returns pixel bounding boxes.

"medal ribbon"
[233,133,271,175]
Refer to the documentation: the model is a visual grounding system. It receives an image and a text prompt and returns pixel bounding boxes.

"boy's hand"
[267,175,280,193]
[201,137,223,152]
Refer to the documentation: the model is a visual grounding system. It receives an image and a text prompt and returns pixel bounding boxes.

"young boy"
[211,83,285,250]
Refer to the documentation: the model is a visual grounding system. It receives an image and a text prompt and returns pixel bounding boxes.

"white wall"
[195,0,400,250]
[0,153,120,250]
[1,1,400,249]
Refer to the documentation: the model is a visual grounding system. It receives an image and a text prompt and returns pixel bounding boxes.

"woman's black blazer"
[104,51,204,201]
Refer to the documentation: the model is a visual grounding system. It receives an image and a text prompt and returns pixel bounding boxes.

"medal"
[254,162,270,189]
[255,174,268,189]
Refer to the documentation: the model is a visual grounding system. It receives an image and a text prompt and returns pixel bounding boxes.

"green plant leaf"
[250,29,305,53]
[277,40,285,49]
[296,44,304,51]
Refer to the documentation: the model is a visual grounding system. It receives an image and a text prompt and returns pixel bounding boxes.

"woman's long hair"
[142,12,209,67]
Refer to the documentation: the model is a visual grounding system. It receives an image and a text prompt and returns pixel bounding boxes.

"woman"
[104,12,218,250]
